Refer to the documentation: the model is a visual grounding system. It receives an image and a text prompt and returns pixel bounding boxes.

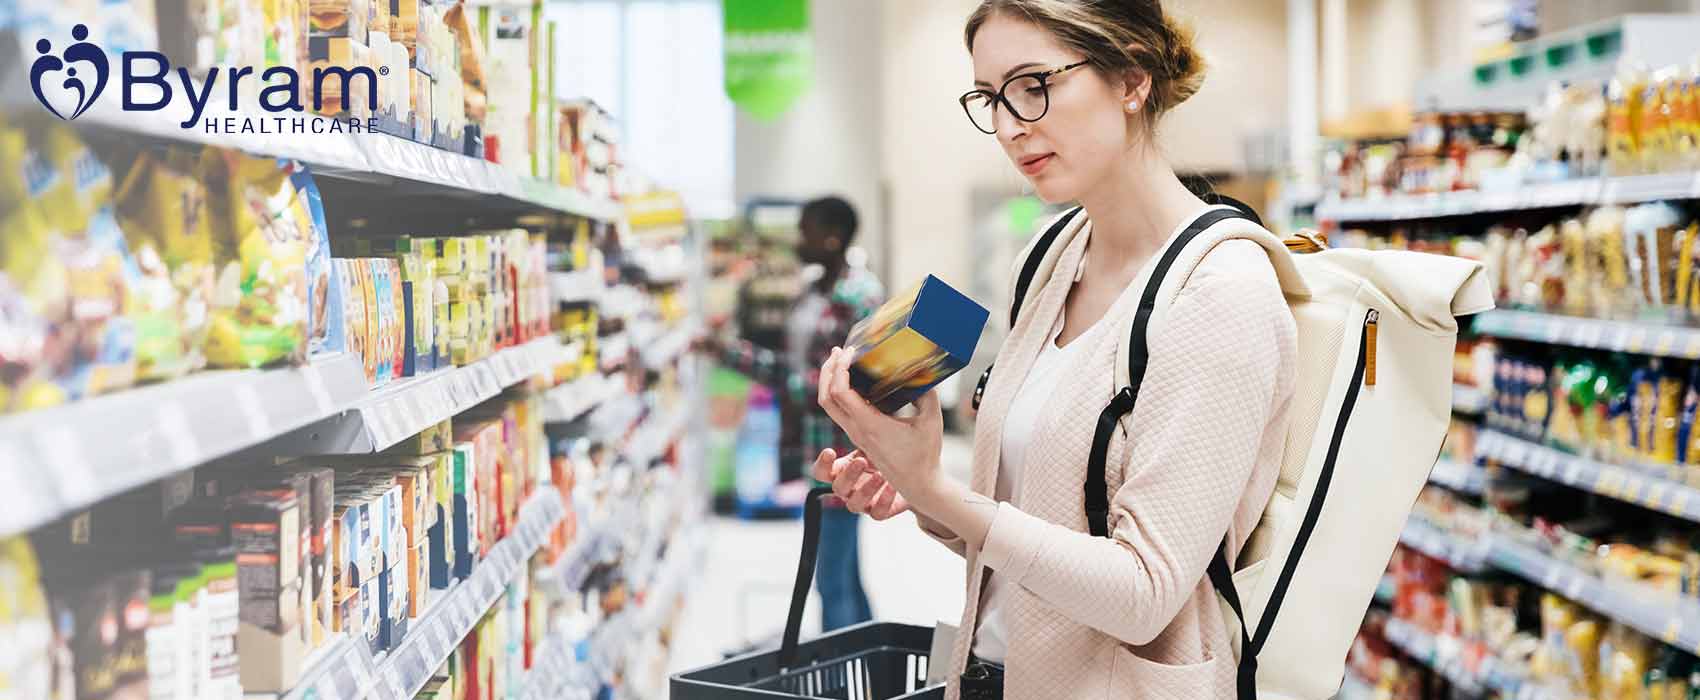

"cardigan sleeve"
[976,240,1296,646]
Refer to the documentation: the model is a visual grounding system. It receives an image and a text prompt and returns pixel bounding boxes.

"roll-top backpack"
[971,200,1494,699]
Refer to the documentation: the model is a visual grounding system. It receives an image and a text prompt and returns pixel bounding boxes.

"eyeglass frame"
[959,60,1091,135]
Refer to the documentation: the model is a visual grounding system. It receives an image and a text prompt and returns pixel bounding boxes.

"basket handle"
[779,486,836,669]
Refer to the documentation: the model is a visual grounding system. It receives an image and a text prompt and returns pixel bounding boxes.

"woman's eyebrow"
[974,61,1043,87]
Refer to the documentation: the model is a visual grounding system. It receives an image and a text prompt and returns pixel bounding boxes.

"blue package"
[288,163,348,360]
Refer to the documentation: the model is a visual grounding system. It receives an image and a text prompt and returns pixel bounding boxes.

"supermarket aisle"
[666,435,974,681]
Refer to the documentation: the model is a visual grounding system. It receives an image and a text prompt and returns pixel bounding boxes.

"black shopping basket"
[672,487,946,699]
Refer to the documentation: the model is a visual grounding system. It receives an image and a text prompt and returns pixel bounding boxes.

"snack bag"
[287,163,346,359]
[1609,70,1646,175]
[201,151,309,368]
[114,148,216,380]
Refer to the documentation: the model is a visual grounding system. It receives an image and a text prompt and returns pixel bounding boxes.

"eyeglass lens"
[964,74,1048,133]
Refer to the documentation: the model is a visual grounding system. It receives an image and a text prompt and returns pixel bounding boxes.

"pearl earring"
[1127,100,1140,111]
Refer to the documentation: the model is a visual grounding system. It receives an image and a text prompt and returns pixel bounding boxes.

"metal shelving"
[1488,535,1700,655]
[282,490,567,700]
[1476,429,1700,525]
[1452,384,1489,415]
[544,373,624,425]
[1428,457,1488,497]
[1473,309,1700,360]
[1316,172,1700,223]
[1400,516,1491,574]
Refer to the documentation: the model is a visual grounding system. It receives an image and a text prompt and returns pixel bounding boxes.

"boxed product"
[360,577,382,655]
[309,0,369,39]
[390,418,454,455]
[379,563,410,649]
[393,0,421,62]
[451,440,479,578]
[290,166,346,360]
[383,257,408,378]
[308,37,375,118]
[227,493,302,619]
[428,452,455,589]
[844,274,989,413]
[280,465,335,648]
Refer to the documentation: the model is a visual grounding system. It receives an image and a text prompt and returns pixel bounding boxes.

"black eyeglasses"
[959,61,1089,135]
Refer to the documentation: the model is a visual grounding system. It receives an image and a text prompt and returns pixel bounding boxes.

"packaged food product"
[113,148,216,382]
[0,536,52,700]
[202,151,310,369]
[307,37,374,118]
[1588,207,1630,317]
[1655,360,1686,463]
[358,260,382,384]
[1610,69,1647,174]
[843,275,986,413]
[289,165,346,360]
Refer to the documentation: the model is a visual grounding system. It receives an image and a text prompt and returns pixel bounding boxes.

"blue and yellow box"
[846,275,988,414]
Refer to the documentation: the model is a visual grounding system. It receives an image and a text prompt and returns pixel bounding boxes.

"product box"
[451,441,479,578]
[844,275,989,414]
[413,69,434,143]
[360,577,382,655]
[336,259,370,382]
[293,169,346,360]
[390,418,453,455]
[371,259,398,382]
[409,539,428,615]
[310,0,370,40]
[384,257,407,379]
[393,0,421,63]
[355,259,381,383]
[308,37,374,118]
[428,452,455,589]
[228,494,302,609]
[237,608,307,693]
[368,0,391,40]
[281,466,335,648]
[379,564,410,649]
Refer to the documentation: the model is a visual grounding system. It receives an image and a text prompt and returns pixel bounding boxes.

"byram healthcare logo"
[25,25,380,135]
[30,25,108,121]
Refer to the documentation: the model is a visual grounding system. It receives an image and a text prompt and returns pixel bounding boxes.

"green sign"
[724,0,813,120]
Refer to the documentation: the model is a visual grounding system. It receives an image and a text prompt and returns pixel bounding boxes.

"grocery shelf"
[0,353,367,537]
[1400,517,1491,574]
[550,269,606,305]
[1452,384,1488,415]
[288,337,566,455]
[1314,172,1700,222]
[600,333,632,370]
[1476,429,1700,525]
[544,373,624,424]
[637,322,698,370]
[1486,535,1700,654]
[283,490,567,700]
[1429,457,1488,497]
[1472,309,1700,360]
[1381,618,1487,696]
[626,409,690,468]
[1381,618,1541,698]
[11,76,622,223]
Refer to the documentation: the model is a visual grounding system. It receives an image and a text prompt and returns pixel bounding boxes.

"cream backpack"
[972,201,1494,699]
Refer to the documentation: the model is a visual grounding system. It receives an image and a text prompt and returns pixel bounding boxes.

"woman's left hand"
[817,346,946,506]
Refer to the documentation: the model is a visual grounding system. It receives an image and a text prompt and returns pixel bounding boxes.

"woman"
[813,1,1298,697]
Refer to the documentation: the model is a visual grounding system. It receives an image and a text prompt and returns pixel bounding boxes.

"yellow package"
[1641,69,1676,173]
[1598,623,1652,700]
[201,150,310,369]
[114,150,216,381]
[1561,218,1589,316]
[1588,206,1629,316]
[1609,70,1646,174]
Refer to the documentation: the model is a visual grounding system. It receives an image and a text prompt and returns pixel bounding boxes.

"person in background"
[719,195,885,631]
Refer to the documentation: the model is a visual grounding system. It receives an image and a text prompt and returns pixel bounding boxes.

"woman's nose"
[992,105,1026,143]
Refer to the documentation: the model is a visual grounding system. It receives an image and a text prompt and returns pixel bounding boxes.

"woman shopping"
[814,1,1298,697]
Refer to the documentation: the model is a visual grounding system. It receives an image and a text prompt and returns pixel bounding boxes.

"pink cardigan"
[918,217,1297,699]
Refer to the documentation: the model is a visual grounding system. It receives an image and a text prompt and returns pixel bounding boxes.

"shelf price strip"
[1478,429,1700,525]
[1473,310,1700,361]
[1488,536,1700,655]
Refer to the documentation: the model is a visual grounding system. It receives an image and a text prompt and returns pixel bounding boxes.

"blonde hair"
[964,0,1204,125]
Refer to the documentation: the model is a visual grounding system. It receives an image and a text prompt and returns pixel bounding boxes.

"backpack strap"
[1082,205,1261,700]
[971,206,1083,411]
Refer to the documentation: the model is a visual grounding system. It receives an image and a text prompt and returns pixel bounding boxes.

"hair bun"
[1159,15,1205,109]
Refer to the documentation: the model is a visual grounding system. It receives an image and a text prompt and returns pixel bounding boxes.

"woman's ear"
[1121,67,1153,113]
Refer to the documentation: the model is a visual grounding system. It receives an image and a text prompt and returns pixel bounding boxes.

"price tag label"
[233,384,272,438]
[304,364,336,413]
[1627,328,1650,353]
[1563,575,1585,600]
[1658,331,1678,356]
[157,402,200,466]
[39,427,97,505]
[1665,617,1683,645]
[1645,483,1669,511]
[1542,561,1562,589]
[385,666,406,698]
[1672,489,1693,518]
[1625,476,1647,502]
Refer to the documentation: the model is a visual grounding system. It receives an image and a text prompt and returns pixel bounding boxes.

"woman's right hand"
[813,448,912,521]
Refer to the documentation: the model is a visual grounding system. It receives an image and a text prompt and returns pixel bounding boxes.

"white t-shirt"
[972,288,1103,663]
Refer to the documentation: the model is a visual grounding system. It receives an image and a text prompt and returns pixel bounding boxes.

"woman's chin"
[1028,177,1075,206]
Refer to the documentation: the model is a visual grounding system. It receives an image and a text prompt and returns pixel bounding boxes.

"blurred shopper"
[813,1,1298,698]
[720,196,884,631]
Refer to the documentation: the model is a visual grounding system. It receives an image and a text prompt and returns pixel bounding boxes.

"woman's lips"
[1019,153,1054,175]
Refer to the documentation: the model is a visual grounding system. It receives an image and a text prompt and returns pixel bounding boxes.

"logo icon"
[30,25,110,120]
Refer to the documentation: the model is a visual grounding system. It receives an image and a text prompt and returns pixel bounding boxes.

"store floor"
[666,435,975,687]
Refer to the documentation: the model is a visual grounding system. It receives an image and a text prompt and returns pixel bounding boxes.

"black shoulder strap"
[1008,206,1084,328]
[1080,206,1260,700]
[971,206,1083,411]
[1083,206,1249,536]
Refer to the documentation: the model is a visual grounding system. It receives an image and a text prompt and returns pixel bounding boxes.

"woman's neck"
[1076,146,1208,268]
